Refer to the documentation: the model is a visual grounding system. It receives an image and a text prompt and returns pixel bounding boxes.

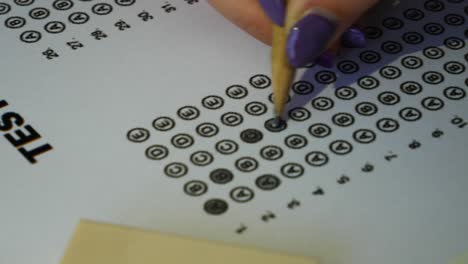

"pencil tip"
[274,115,283,128]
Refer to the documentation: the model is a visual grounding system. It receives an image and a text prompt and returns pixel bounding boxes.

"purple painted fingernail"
[259,0,286,26]
[342,27,367,48]
[286,10,339,68]
[316,51,336,68]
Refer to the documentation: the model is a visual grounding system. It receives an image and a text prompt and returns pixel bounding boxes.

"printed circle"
[444,86,466,100]
[249,74,271,89]
[305,151,329,167]
[382,17,404,30]
[329,140,353,155]
[202,95,224,110]
[115,0,136,6]
[337,60,359,74]
[379,66,402,80]
[210,168,234,184]
[230,186,254,203]
[311,96,334,111]
[353,129,377,144]
[401,81,423,95]
[402,32,424,45]
[309,123,332,138]
[404,8,425,21]
[245,101,267,116]
[92,3,113,15]
[240,129,263,144]
[424,0,445,12]
[424,23,445,35]
[292,81,314,95]
[184,180,208,197]
[268,93,291,104]
[4,16,26,29]
[332,112,355,127]
[315,71,336,84]
[376,118,400,133]
[235,157,258,172]
[171,133,194,149]
[14,0,34,6]
[421,97,444,111]
[360,50,381,64]
[444,37,465,50]
[177,106,200,120]
[364,26,383,39]
[20,30,41,43]
[29,7,50,20]
[260,145,283,161]
[152,116,175,131]
[226,85,248,99]
[53,0,73,10]
[265,118,287,132]
[256,174,281,191]
[190,151,214,166]
[0,3,11,15]
[284,134,308,149]
[358,76,379,90]
[335,86,357,100]
[355,102,378,116]
[68,12,90,24]
[215,139,239,155]
[378,91,401,106]
[269,94,289,106]
[399,107,423,122]
[280,163,304,179]
[204,199,228,215]
[221,112,243,127]
[423,46,445,59]
[288,107,311,121]
[145,145,169,160]
[164,162,188,178]
[444,13,465,26]
[127,128,150,143]
[381,41,402,54]
[444,61,465,75]
[422,71,444,85]
[401,56,423,69]
[44,21,66,34]
[196,122,219,137]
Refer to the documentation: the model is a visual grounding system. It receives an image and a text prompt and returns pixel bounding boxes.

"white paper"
[1,0,467,264]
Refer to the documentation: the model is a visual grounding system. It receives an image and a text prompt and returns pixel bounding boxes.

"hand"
[207,0,379,67]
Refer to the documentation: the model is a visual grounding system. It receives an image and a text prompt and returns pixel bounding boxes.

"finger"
[284,0,378,67]
[207,0,273,44]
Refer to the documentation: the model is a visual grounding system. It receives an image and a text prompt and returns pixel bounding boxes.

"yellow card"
[449,251,468,264]
[61,220,318,264]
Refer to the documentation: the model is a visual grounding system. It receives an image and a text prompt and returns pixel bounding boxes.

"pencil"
[271,0,301,122]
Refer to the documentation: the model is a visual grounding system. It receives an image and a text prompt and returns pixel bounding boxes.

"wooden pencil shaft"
[271,0,297,118]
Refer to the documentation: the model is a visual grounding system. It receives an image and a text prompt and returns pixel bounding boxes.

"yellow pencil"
[271,0,302,123]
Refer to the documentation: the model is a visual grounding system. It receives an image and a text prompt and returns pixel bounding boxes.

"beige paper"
[61,220,317,264]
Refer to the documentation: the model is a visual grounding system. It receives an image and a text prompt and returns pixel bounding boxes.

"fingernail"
[259,0,286,26]
[287,9,339,68]
[316,51,336,68]
[342,27,366,48]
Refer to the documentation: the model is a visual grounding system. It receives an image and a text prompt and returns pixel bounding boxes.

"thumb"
[261,0,378,67]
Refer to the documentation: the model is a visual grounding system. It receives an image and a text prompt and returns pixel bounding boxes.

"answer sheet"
[1,0,467,264]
